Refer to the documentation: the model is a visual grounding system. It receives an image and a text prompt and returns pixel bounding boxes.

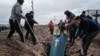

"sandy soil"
[0,25,100,56]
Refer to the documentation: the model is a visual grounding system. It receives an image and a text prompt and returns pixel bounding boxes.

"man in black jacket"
[24,11,38,45]
[74,16,99,56]
[58,20,65,33]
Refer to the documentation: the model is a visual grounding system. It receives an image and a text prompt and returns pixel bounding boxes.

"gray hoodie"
[10,2,24,24]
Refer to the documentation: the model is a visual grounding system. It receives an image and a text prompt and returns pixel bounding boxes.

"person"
[24,11,38,45]
[80,11,87,18]
[64,10,77,44]
[7,0,25,43]
[80,11,92,20]
[48,20,54,35]
[74,16,99,56]
[64,19,68,26]
[87,15,92,20]
[64,10,75,24]
[0,26,1,32]
[58,20,65,33]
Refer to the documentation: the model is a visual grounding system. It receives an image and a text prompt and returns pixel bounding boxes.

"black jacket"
[24,13,37,30]
[58,22,65,32]
[80,14,92,20]
[76,18,99,38]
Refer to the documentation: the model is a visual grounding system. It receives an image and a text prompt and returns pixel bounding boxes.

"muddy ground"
[0,25,100,56]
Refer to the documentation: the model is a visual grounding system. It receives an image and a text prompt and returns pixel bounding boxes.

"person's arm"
[75,26,81,38]
[48,23,50,28]
[76,22,89,39]
[15,5,25,19]
[33,20,38,24]
[25,13,29,18]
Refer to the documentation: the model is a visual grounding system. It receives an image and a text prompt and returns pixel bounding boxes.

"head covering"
[82,11,86,14]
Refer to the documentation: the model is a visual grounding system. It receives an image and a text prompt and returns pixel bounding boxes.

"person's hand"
[65,24,68,27]
[77,37,80,40]
[37,23,39,25]
[23,17,26,19]
[74,37,81,42]
[25,19,28,22]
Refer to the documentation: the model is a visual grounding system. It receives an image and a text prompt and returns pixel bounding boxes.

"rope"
[25,19,47,56]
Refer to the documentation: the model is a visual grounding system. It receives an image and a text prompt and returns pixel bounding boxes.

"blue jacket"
[75,18,99,38]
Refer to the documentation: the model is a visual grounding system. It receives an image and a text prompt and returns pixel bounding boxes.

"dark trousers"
[68,26,77,44]
[81,31,99,55]
[7,19,25,43]
[69,29,76,44]
[25,24,36,43]
[49,29,54,35]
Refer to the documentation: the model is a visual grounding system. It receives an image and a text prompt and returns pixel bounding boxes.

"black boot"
[32,38,37,45]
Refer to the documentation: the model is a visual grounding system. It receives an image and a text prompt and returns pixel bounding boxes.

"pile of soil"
[0,25,100,56]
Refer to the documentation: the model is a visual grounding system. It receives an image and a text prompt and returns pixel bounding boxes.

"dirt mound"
[0,26,51,56]
[0,26,100,56]
[0,38,36,56]
[65,32,100,56]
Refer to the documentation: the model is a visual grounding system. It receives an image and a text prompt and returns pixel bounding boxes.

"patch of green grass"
[0,29,26,35]
[0,30,9,35]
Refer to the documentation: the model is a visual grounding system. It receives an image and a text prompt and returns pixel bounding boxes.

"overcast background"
[0,0,100,25]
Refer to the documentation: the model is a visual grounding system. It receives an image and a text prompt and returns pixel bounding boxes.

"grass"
[0,29,26,36]
[0,30,9,35]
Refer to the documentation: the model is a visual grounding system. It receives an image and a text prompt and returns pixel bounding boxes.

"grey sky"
[0,0,100,25]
